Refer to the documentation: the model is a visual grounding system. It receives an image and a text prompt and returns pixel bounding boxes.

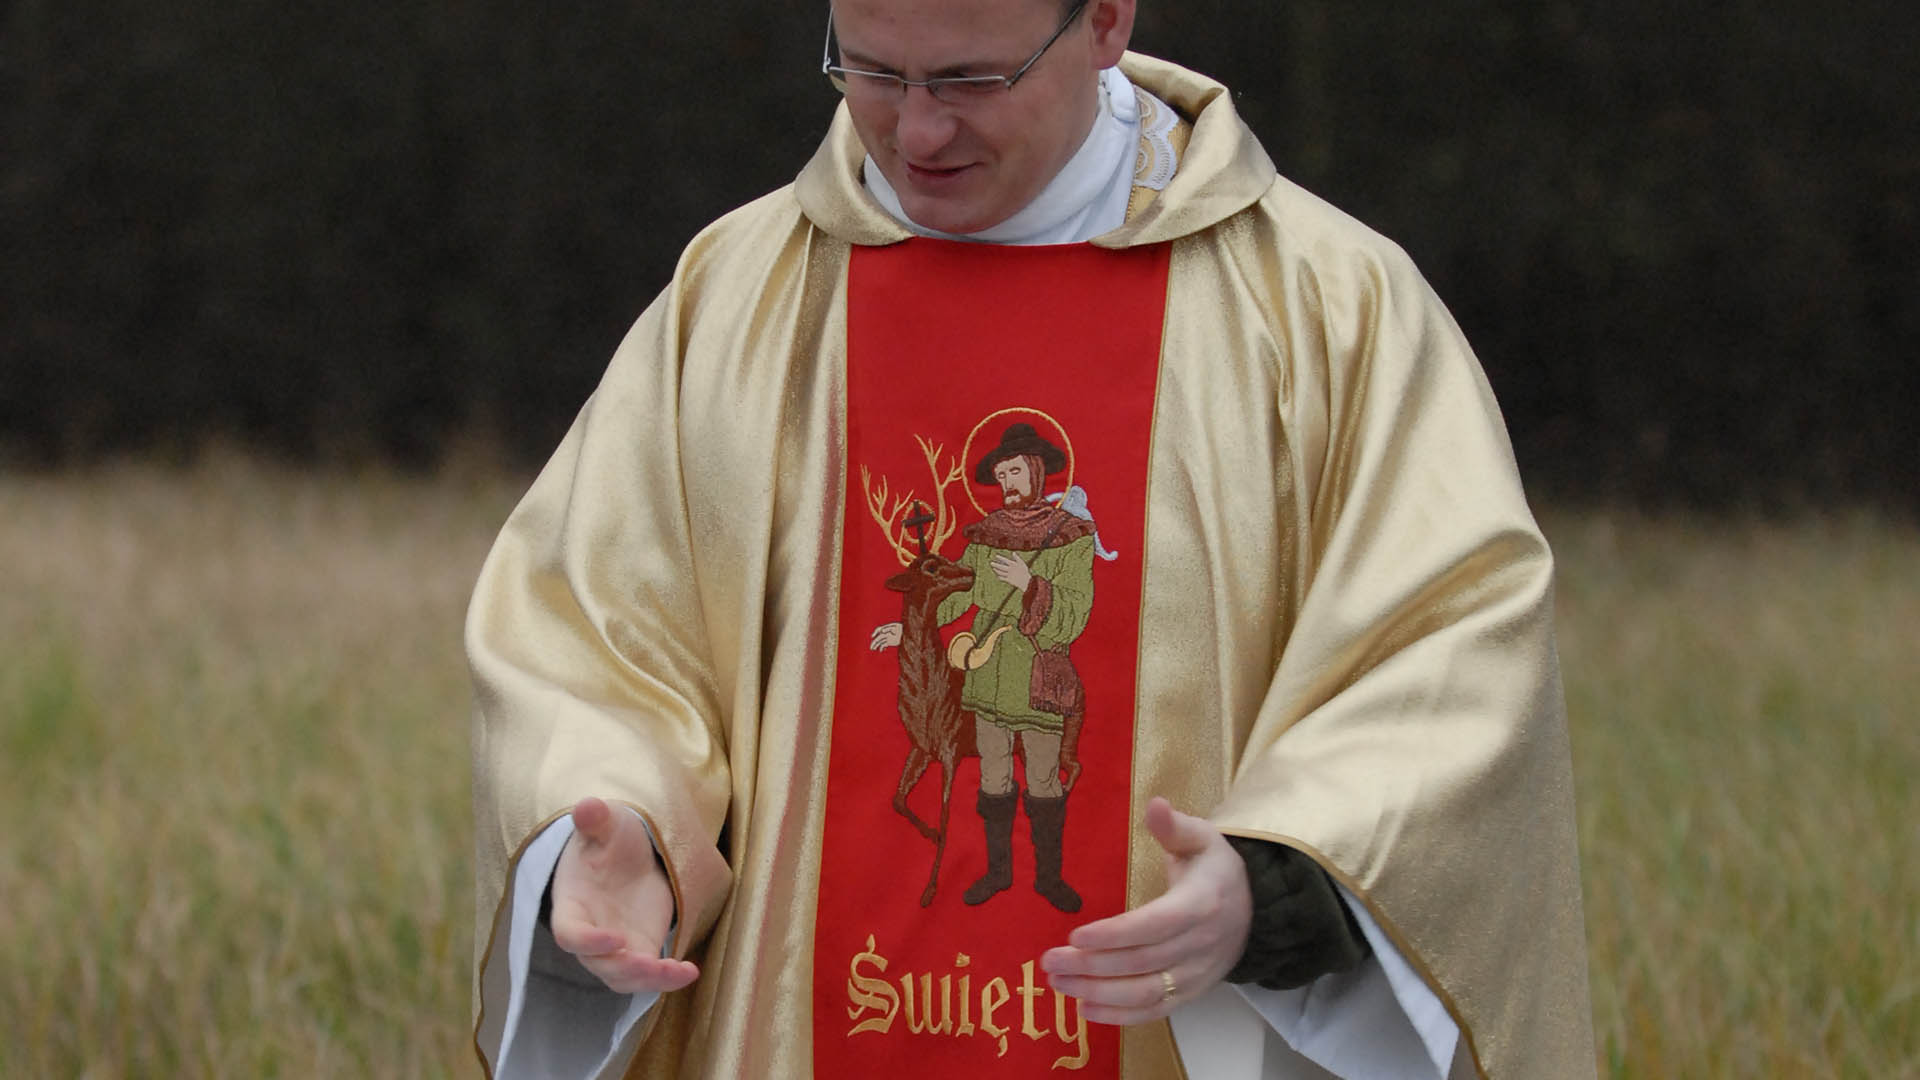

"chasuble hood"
[470,52,1594,1080]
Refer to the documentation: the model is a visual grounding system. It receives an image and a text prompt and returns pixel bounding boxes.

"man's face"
[994,457,1038,506]
[831,0,1131,235]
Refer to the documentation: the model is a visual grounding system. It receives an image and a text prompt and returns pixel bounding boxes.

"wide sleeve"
[1208,212,1593,1077]
[465,282,734,1066]
[1024,535,1096,649]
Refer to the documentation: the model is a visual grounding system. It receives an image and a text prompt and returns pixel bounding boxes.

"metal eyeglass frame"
[821,0,1091,102]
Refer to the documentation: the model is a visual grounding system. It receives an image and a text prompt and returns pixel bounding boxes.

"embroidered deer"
[882,553,976,907]
[863,438,982,906]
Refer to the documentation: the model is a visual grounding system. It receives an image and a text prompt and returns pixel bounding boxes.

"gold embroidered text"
[845,934,1091,1070]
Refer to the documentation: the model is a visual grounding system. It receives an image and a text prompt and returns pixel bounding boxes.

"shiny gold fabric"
[469,53,1592,1080]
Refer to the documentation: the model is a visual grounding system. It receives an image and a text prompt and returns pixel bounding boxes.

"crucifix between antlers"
[904,502,935,555]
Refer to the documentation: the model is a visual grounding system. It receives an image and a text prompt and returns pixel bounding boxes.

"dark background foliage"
[4,1,1915,508]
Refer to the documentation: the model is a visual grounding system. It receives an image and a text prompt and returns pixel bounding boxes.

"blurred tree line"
[3,1,1915,508]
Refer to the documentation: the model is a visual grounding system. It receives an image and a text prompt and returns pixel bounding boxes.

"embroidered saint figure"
[874,421,1098,913]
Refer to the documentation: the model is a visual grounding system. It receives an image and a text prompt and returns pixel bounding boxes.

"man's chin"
[897,188,1009,237]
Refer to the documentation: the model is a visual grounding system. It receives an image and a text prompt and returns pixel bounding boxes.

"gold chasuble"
[469,54,1595,1080]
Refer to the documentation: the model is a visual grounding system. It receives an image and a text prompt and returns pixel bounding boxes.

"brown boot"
[963,790,1018,905]
[1024,792,1082,913]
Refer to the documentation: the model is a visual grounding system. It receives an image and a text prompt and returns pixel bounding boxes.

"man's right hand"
[549,795,700,995]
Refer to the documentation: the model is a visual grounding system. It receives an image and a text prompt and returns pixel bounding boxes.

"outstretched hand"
[1040,796,1251,1025]
[549,796,700,995]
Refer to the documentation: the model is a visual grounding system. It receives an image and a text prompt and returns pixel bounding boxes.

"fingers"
[577,948,701,996]
[1047,969,1181,1026]
[1041,938,1179,979]
[1046,920,1220,1027]
[551,898,695,994]
[546,795,694,997]
[1145,796,1215,859]
[549,916,627,958]
[570,796,660,871]
[571,795,614,844]
[988,555,1031,590]
[1058,866,1243,967]
[1042,795,1252,1027]
[1060,800,1222,953]
[552,904,701,995]
[1062,891,1190,952]
[1044,946,1191,1027]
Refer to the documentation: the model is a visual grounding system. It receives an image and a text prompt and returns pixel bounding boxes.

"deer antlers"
[863,436,965,566]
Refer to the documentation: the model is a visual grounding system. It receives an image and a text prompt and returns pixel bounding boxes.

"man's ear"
[1085,0,1137,69]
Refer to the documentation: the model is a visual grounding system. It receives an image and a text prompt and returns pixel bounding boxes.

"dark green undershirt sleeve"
[1223,836,1373,990]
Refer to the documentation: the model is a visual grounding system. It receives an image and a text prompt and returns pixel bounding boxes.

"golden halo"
[961,407,1076,518]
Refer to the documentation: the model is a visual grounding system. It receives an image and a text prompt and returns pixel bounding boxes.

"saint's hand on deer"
[549,796,700,995]
[1037,797,1253,1026]
[870,622,903,650]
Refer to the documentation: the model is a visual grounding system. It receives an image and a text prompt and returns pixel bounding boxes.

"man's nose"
[894,84,958,159]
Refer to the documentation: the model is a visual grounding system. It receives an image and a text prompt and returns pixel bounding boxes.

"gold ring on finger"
[1159,969,1177,1003]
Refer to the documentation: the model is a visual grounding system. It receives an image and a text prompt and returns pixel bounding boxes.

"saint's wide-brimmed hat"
[974,422,1068,484]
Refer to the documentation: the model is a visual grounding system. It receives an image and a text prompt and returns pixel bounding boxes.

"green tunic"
[937,534,1096,734]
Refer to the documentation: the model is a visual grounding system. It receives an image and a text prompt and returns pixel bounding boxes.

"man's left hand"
[1040,796,1251,1025]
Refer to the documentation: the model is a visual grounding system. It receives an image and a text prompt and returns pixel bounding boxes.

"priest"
[466,0,1594,1076]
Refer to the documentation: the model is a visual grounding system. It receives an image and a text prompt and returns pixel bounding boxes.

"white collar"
[863,66,1139,246]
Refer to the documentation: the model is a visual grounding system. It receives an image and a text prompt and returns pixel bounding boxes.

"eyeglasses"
[822,0,1090,104]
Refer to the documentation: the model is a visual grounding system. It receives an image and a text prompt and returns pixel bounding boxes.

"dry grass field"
[1548,510,1920,1078]
[3,458,1915,1077]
